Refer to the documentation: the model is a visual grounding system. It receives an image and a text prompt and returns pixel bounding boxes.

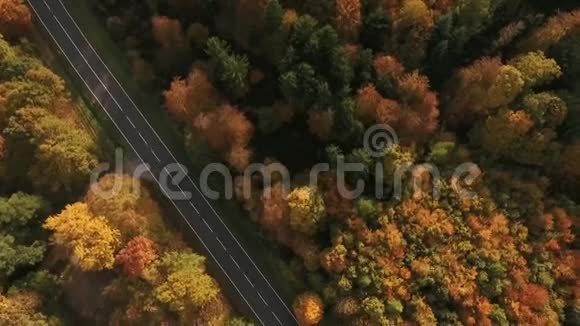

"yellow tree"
[4,107,98,192]
[320,244,348,273]
[85,174,168,242]
[390,0,434,67]
[333,296,361,319]
[24,66,69,108]
[0,292,50,325]
[411,296,437,326]
[486,65,525,108]
[474,109,534,159]
[43,202,121,271]
[287,186,326,236]
[293,292,324,326]
[522,92,568,128]
[153,252,220,313]
[509,51,562,88]
[0,66,68,127]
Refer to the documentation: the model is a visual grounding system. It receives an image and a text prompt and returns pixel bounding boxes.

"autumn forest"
[0,0,579,325]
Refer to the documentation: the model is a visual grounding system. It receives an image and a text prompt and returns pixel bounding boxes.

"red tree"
[115,236,158,278]
[0,0,32,39]
[195,105,254,171]
[394,72,439,143]
[151,16,185,47]
[163,68,220,124]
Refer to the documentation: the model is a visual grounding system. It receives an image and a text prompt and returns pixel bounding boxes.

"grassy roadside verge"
[61,0,182,150]
[28,27,116,159]
[61,0,301,305]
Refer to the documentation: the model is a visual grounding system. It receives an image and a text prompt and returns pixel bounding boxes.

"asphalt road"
[28,0,298,324]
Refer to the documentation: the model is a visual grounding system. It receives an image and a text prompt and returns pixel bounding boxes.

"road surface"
[27,0,298,324]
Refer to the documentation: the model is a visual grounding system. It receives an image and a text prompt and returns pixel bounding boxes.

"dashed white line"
[258,293,268,306]
[216,237,227,250]
[150,149,161,162]
[189,202,200,215]
[230,255,241,269]
[46,2,299,323]
[272,312,283,326]
[67,21,299,319]
[126,116,135,128]
[202,219,213,232]
[244,274,255,287]
[31,5,266,325]
[138,132,148,145]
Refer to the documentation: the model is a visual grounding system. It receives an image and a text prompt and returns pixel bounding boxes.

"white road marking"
[47,1,299,323]
[230,255,241,269]
[244,274,255,287]
[30,4,266,325]
[138,132,148,145]
[178,190,192,200]
[272,312,283,326]
[56,10,296,316]
[189,202,200,215]
[126,116,135,128]
[258,293,268,306]
[49,5,131,118]
[150,149,161,162]
[202,219,213,232]
[70,32,303,326]
[216,237,227,250]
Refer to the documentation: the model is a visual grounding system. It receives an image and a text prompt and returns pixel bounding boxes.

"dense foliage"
[0,2,247,324]
[93,0,580,324]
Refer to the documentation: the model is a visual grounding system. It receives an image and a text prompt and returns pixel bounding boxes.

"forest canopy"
[0,0,572,325]
[0,1,249,324]
[92,0,580,324]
